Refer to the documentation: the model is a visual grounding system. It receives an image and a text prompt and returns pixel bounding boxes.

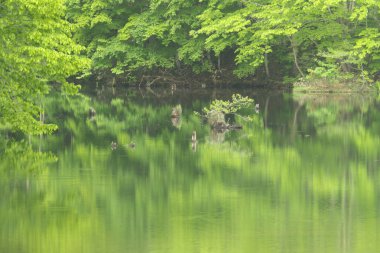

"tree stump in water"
[171,104,182,118]
[207,110,225,126]
[206,111,242,131]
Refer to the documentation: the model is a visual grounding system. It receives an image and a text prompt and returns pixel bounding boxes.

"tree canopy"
[67,0,380,84]
[0,0,89,134]
[2,0,380,134]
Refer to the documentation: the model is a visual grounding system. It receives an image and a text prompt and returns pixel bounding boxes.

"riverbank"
[292,79,378,93]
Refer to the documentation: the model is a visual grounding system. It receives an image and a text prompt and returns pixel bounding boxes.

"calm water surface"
[1,86,380,253]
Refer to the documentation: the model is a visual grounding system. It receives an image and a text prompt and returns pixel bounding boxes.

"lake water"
[1,86,380,253]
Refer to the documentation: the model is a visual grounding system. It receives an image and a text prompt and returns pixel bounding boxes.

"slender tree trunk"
[217,55,221,72]
[175,51,181,69]
[289,36,305,78]
[347,0,355,12]
[39,104,44,147]
[39,108,44,124]
[207,52,213,67]
[264,53,270,78]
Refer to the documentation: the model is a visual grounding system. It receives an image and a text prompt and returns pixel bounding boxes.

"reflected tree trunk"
[291,99,304,141]
[340,169,353,253]
[264,95,270,129]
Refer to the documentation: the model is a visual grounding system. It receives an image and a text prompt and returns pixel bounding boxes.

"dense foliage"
[67,0,380,84]
[2,0,380,134]
[0,0,89,134]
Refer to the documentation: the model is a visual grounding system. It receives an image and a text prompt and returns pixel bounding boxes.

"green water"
[1,87,380,253]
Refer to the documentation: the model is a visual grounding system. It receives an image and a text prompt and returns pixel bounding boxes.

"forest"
[2,2,380,252]
[1,0,380,133]
[67,0,380,84]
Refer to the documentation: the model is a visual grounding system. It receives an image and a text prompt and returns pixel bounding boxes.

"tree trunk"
[347,0,355,12]
[217,55,221,72]
[264,53,270,78]
[289,36,305,78]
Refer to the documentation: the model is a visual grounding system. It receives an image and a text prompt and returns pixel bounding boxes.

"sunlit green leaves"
[65,0,380,82]
[202,94,254,114]
[0,0,89,134]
